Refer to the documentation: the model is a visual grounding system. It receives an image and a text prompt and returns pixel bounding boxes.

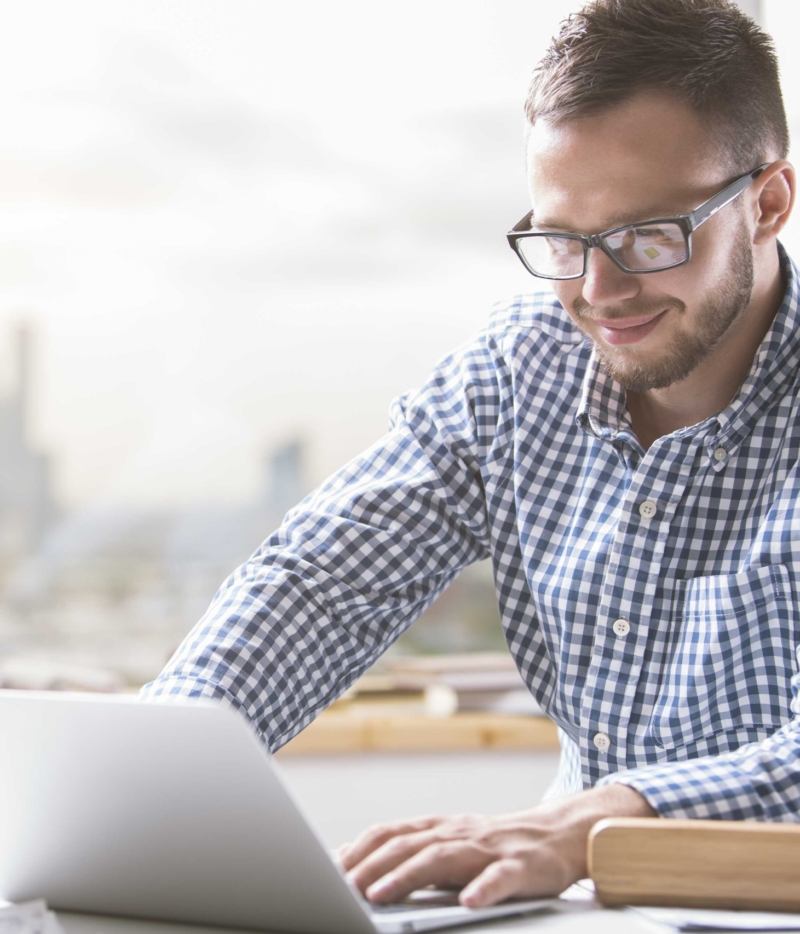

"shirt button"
[612,617,630,637]
[638,499,657,519]
[593,732,611,752]
[713,446,727,462]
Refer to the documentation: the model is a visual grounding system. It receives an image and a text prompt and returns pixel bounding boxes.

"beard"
[570,221,755,393]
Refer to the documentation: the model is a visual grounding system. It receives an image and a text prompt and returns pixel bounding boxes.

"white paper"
[632,904,800,931]
[0,901,65,934]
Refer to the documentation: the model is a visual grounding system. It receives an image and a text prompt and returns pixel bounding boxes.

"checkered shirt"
[142,244,800,821]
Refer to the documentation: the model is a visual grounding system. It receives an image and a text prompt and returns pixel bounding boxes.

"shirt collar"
[576,243,800,452]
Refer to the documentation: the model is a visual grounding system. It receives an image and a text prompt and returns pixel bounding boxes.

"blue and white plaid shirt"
[143,244,800,821]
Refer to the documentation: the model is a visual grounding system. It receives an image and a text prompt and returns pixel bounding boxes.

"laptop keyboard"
[370,894,461,913]
[370,904,427,914]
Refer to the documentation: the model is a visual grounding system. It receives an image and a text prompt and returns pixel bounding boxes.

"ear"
[752,160,795,244]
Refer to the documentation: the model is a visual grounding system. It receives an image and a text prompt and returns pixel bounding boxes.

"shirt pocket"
[650,564,796,750]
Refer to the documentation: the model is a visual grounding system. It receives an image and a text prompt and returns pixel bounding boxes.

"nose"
[581,246,641,307]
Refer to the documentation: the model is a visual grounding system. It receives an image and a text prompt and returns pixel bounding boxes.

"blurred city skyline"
[0,1,795,511]
[0,0,583,511]
[0,0,795,687]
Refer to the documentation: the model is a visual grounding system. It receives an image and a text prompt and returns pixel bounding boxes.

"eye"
[545,237,574,255]
[633,227,665,239]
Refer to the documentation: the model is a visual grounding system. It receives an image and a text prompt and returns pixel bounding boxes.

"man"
[142,0,799,909]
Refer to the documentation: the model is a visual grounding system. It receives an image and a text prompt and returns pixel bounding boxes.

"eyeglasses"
[506,164,770,280]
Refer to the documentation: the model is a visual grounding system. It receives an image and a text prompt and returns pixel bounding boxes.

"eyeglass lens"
[517,222,688,277]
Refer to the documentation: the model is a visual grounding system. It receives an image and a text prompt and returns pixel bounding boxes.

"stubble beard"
[571,223,755,393]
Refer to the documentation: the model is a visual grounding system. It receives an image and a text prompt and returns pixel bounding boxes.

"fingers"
[340,798,599,908]
[339,816,441,872]
[365,840,492,904]
[348,829,440,895]
[459,858,528,908]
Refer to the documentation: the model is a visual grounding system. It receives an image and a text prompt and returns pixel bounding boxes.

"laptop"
[0,691,557,934]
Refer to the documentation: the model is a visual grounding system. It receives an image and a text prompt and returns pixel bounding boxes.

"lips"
[593,309,669,345]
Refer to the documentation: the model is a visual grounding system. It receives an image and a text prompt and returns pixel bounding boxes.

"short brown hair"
[526,0,789,172]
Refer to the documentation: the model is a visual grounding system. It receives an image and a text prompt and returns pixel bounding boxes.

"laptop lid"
[0,691,376,934]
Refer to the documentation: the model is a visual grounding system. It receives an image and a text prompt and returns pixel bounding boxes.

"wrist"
[548,783,657,830]
[522,785,657,884]
[585,782,658,819]
[568,785,657,859]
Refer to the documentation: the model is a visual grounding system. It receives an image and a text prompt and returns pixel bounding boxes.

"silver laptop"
[0,691,556,934]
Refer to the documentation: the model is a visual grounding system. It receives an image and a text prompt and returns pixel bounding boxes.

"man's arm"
[340,784,655,906]
[140,332,504,751]
[600,710,800,821]
[342,665,800,906]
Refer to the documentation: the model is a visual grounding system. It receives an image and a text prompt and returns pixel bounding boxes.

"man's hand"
[338,784,656,908]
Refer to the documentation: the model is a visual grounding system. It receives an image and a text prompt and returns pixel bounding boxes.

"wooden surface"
[276,700,560,755]
[589,817,800,912]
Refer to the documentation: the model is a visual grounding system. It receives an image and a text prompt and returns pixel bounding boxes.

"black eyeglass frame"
[506,163,771,280]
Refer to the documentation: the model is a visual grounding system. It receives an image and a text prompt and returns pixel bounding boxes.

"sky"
[0,0,798,510]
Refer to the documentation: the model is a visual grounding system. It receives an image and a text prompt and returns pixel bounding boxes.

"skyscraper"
[0,324,56,572]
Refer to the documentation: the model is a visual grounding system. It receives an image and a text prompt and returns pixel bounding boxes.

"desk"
[56,896,662,934]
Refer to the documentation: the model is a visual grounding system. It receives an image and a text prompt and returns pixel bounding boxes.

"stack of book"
[347,652,545,718]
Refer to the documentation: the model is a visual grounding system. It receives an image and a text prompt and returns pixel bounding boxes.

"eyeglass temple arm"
[687,164,770,231]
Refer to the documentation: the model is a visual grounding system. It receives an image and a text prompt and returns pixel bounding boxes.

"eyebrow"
[530,204,684,233]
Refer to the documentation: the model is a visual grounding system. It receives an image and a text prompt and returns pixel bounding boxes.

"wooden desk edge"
[277,711,560,755]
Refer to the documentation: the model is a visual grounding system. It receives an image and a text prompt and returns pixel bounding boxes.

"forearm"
[140,398,493,749]
[599,719,800,821]
[140,549,461,751]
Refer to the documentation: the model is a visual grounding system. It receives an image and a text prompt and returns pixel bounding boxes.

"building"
[0,325,56,575]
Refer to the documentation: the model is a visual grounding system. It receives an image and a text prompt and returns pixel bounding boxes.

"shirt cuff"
[597,736,800,821]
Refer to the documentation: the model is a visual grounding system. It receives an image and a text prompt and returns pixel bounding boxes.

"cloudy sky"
[0,0,797,509]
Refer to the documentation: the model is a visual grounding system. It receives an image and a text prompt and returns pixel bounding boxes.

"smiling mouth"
[594,311,667,329]
[593,309,670,345]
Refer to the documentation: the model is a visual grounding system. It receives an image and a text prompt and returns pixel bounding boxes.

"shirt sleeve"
[599,658,800,820]
[139,332,504,751]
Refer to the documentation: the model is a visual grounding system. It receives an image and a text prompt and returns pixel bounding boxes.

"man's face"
[527,92,756,392]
